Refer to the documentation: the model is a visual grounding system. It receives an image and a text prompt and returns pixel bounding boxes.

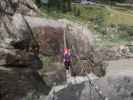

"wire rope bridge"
[46,26,109,100]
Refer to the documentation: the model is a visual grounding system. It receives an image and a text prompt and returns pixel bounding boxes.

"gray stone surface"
[26,18,106,77]
[52,74,133,100]
[0,0,50,100]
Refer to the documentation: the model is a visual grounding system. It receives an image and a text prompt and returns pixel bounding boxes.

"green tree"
[98,0,126,3]
[34,0,42,8]
[47,0,72,12]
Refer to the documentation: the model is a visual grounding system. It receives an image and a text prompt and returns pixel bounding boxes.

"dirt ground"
[106,58,133,76]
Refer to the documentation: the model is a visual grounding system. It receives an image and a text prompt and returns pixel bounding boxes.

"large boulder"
[0,11,41,69]
[25,17,106,86]
[0,0,39,16]
[0,0,50,100]
[25,17,65,56]
[51,73,133,100]
[27,18,95,57]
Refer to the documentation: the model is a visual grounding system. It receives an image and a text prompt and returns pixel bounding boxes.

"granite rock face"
[53,74,133,100]
[0,0,50,100]
[0,0,39,16]
[27,18,106,78]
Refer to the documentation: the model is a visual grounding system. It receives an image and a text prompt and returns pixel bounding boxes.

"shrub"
[118,24,133,40]
[73,6,80,17]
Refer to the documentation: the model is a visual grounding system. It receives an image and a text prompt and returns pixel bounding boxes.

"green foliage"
[118,25,133,40]
[73,6,80,17]
[94,16,104,25]
[74,59,80,65]
[39,0,72,12]
[71,4,110,23]
[34,0,42,8]
[41,56,62,72]
[42,56,55,67]
[95,23,133,47]
[95,26,107,36]
[39,2,133,47]
[24,91,39,100]
[98,0,127,4]
[90,12,108,35]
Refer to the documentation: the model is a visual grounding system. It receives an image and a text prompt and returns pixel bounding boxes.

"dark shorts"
[64,61,71,70]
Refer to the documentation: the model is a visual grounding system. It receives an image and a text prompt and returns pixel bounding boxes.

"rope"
[63,25,67,49]
[63,25,73,79]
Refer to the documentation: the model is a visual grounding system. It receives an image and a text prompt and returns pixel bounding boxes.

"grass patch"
[106,6,133,26]
[40,4,110,23]
[40,4,133,25]
[40,4,133,47]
